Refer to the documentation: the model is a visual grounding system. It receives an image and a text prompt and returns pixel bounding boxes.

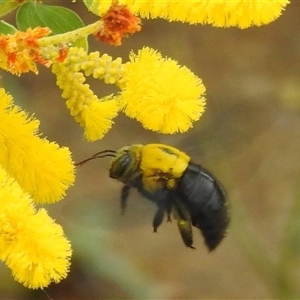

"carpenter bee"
[76,144,230,251]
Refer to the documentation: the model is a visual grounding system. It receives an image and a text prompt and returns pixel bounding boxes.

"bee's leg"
[153,204,165,233]
[176,217,195,249]
[172,196,195,249]
[166,201,172,222]
[120,185,131,215]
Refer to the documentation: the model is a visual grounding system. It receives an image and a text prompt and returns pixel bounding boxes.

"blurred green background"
[1,1,300,299]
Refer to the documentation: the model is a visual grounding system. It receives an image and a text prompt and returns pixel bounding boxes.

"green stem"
[37,20,103,47]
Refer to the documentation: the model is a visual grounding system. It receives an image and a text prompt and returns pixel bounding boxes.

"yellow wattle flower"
[0,166,72,289]
[0,88,75,203]
[52,47,122,141]
[118,47,206,134]
[97,0,289,28]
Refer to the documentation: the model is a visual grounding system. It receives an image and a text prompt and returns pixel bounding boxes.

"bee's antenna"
[75,150,116,166]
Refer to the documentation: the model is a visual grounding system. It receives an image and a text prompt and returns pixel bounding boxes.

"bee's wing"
[175,101,278,162]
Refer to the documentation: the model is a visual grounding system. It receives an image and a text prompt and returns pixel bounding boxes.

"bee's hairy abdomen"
[178,163,230,251]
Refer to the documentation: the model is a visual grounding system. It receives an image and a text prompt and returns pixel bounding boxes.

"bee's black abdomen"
[178,163,230,251]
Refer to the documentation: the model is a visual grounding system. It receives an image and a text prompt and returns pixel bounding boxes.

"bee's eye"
[109,152,133,179]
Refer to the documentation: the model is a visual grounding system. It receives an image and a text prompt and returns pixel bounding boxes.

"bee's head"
[109,144,143,182]
[75,144,144,183]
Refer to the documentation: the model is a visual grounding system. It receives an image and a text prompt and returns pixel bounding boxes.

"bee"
[76,144,230,251]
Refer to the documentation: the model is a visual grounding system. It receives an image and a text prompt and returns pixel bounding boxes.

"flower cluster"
[118,47,206,133]
[0,89,75,203]
[0,88,74,288]
[0,167,72,288]
[97,0,290,28]
[94,1,141,45]
[0,27,51,75]
[51,47,122,141]
[51,46,206,138]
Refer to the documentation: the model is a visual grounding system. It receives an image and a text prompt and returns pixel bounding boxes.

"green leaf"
[0,0,25,18]
[82,0,99,15]
[16,2,88,50]
[0,20,17,34]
